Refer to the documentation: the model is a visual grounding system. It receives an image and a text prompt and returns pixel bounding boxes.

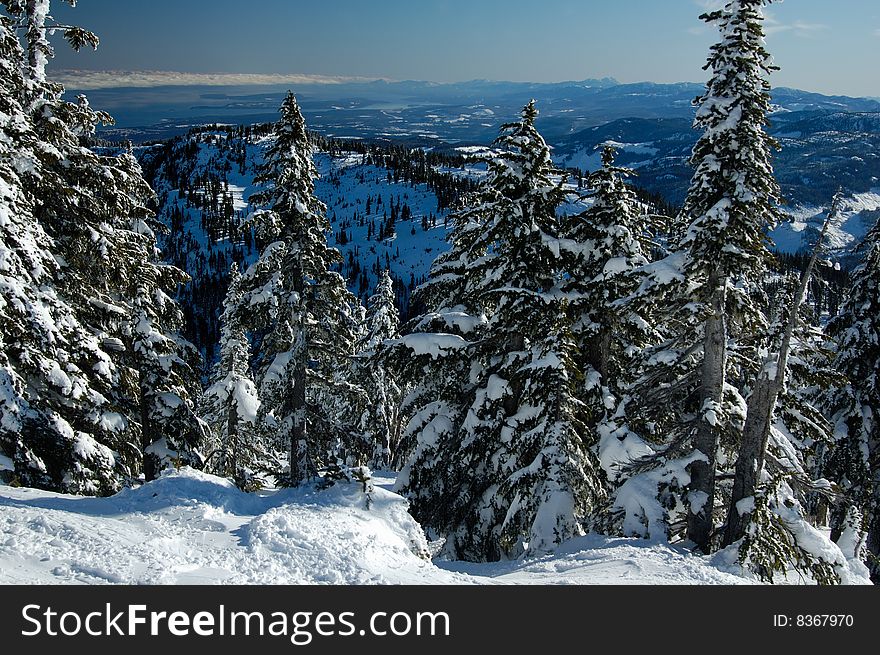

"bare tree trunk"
[724,374,776,545]
[723,196,840,547]
[502,332,525,417]
[290,358,307,485]
[24,0,48,83]
[597,329,612,385]
[688,273,727,553]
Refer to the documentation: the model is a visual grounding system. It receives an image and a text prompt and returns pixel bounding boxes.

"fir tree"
[132,278,209,481]
[201,264,269,490]
[559,146,658,484]
[395,102,605,562]
[563,146,653,389]
[724,196,841,547]
[5,0,99,92]
[1,0,207,487]
[242,92,361,486]
[0,13,122,493]
[824,215,880,582]
[616,0,783,552]
[733,264,848,584]
[679,0,785,552]
[352,270,402,469]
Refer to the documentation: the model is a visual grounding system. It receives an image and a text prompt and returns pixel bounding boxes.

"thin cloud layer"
[53,70,380,90]
[690,2,828,40]
[764,14,828,37]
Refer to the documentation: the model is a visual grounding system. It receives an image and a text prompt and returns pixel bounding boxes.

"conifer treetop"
[682,0,782,285]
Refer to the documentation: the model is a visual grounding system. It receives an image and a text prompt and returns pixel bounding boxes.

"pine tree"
[724,196,841,547]
[201,264,269,490]
[1,6,118,492]
[733,264,849,584]
[395,102,605,561]
[615,0,783,552]
[242,92,361,486]
[560,146,659,484]
[362,270,399,352]
[679,0,786,552]
[6,0,98,93]
[352,270,402,469]
[132,278,210,481]
[0,13,121,493]
[563,146,653,387]
[1,0,208,488]
[823,216,880,582]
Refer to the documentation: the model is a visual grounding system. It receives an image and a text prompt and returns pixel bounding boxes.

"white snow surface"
[0,468,791,585]
[770,190,880,254]
[0,468,467,585]
[439,535,752,585]
[557,141,659,172]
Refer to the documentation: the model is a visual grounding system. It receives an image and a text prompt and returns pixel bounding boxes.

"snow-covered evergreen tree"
[678,0,785,552]
[352,270,402,469]
[733,265,849,584]
[1,0,207,489]
[614,0,782,552]
[132,278,209,481]
[823,217,880,582]
[721,197,846,583]
[1,6,135,493]
[562,145,653,389]
[387,185,488,474]
[201,264,269,490]
[0,14,119,493]
[242,92,361,486]
[4,0,98,94]
[362,270,400,352]
[560,146,658,485]
[395,102,605,561]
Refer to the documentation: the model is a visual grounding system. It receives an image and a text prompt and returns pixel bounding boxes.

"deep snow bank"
[0,468,869,585]
[0,468,471,584]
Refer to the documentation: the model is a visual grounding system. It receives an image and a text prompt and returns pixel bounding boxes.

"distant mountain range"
[554,110,880,206]
[73,76,880,143]
[81,76,877,258]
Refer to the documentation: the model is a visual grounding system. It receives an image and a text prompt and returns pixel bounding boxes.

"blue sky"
[46,0,880,96]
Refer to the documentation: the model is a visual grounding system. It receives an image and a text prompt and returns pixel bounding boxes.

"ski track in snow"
[0,468,763,585]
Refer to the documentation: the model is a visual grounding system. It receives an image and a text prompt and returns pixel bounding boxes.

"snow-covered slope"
[145,131,462,306]
[2,471,869,585]
[0,469,470,585]
[770,190,880,256]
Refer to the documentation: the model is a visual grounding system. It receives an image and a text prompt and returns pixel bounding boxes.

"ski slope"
[0,468,847,586]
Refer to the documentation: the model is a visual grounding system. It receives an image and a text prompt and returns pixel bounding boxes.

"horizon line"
[50,69,879,100]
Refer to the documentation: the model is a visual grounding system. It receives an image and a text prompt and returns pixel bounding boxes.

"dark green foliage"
[240,93,362,486]
[738,484,841,585]
[0,1,206,491]
[395,102,606,562]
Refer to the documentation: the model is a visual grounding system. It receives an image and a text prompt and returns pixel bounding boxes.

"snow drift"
[0,469,870,585]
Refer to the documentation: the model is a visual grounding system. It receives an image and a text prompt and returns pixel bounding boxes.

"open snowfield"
[0,468,773,586]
